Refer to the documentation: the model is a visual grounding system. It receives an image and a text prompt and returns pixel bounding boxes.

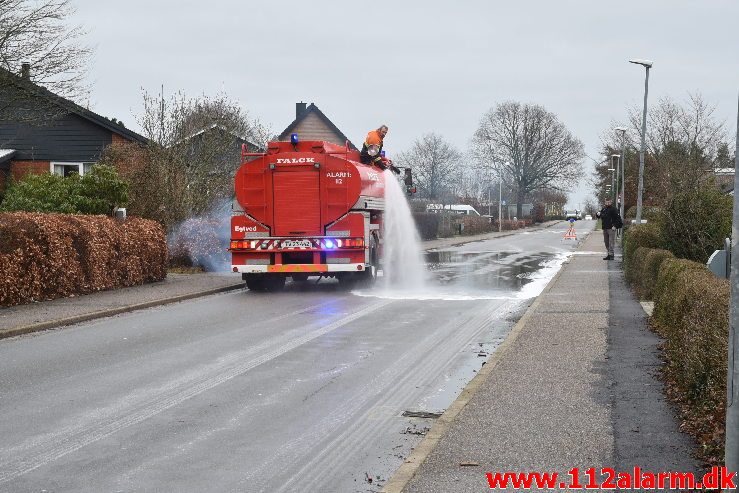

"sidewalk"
[1,221,561,339]
[0,273,242,338]
[387,230,700,492]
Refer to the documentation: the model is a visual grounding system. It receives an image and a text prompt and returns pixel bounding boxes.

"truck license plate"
[280,239,312,249]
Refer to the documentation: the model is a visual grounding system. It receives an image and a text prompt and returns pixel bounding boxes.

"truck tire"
[363,235,379,285]
[245,275,266,292]
[245,275,285,292]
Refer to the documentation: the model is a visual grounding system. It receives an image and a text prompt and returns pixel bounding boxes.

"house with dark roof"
[278,102,356,150]
[0,65,148,192]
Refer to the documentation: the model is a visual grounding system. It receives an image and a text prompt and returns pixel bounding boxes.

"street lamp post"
[610,154,620,204]
[607,167,616,202]
[727,92,739,481]
[615,127,627,219]
[630,59,653,223]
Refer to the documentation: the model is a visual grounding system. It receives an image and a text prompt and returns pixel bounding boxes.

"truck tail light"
[341,238,364,248]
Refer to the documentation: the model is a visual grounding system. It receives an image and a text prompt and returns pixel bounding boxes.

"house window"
[51,162,95,177]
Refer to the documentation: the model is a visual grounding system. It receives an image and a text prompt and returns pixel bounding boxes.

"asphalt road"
[0,221,592,492]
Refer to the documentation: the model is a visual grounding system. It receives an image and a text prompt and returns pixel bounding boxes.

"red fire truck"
[230,137,410,291]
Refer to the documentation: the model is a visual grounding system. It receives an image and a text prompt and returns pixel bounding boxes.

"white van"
[426,204,481,216]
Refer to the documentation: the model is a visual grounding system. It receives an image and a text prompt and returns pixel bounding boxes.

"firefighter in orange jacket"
[360,125,399,173]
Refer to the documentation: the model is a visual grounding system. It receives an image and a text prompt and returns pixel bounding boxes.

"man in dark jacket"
[596,198,622,260]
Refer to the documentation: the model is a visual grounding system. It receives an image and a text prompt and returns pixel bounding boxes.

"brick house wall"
[10,160,50,181]
[111,132,132,146]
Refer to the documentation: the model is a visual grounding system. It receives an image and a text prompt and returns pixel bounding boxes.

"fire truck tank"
[234,140,385,236]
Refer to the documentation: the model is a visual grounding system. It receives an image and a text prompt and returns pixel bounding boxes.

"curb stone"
[0,283,243,340]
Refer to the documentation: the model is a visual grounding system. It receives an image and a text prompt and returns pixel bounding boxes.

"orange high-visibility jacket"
[360,130,384,165]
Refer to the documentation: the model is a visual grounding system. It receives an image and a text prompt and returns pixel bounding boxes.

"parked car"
[585,214,593,220]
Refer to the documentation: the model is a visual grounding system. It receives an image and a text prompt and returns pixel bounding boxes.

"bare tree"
[395,132,462,201]
[100,90,272,229]
[599,92,731,209]
[471,101,585,217]
[583,198,598,216]
[0,0,91,105]
[530,188,569,217]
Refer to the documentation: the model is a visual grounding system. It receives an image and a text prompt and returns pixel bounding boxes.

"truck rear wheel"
[339,236,378,289]
[245,275,285,292]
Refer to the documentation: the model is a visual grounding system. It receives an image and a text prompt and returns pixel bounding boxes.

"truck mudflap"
[232,263,366,274]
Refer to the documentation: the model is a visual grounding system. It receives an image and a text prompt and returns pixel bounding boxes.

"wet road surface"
[0,221,593,492]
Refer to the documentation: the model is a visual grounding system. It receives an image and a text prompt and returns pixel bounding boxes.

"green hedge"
[661,185,732,263]
[0,165,128,215]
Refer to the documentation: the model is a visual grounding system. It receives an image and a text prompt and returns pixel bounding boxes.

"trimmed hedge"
[411,214,531,240]
[622,223,663,269]
[650,257,728,461]
[413,212,441,240]
[625,246,649,287]
[638,248,675,300]
[652,258,711,334]
[0,212,167,307]
[460,216,495,235]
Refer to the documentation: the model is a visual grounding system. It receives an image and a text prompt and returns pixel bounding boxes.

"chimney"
[21,62,30,79]
[296,102,307,118]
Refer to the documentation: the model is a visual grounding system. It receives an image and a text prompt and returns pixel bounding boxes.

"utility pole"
[727,92,739,478]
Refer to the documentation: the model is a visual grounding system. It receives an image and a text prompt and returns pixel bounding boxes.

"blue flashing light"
[325,239,334,249]
[380,150,386,158]
[290,133,299,145]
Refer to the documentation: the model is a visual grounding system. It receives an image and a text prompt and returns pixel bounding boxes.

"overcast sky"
[71,0,738,208]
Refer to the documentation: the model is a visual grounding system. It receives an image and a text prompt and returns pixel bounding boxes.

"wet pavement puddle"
[353,250,572,301]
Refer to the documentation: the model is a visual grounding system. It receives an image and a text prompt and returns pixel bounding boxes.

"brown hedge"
[632,248,675,300]
[460,216,495,235]
[0,212,167,307]
[651,256,728,463]
[412,212,441,240]
[652,257,711,332]
[625,246,649,287]
[622,222,663,271]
